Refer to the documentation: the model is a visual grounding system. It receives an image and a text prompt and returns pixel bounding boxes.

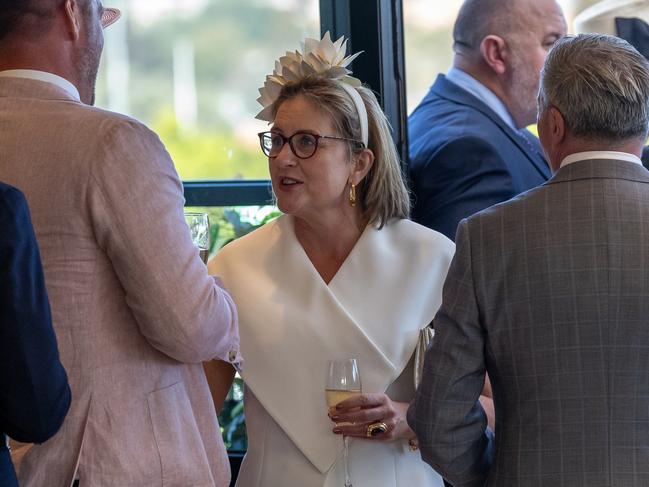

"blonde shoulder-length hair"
[270,77,410,228]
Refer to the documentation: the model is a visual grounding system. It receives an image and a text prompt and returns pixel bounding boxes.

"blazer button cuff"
[229,349,243,372]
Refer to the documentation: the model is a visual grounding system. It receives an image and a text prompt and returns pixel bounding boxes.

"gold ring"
[366,422,388,438]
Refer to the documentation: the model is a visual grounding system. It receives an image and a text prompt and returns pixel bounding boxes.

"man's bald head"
[453,0,518,54]
[453,0,562,53]
[451,0,566,128]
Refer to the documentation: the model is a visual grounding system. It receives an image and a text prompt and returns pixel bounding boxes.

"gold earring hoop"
[349,183,356,207]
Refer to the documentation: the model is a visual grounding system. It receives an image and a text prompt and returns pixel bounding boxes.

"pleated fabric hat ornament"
[255,32,369,146]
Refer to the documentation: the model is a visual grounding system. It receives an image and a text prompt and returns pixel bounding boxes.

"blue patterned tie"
[517,129,541,157]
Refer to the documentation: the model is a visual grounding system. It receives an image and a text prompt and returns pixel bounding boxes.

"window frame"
[183,0,408,207]
[183,180,272,207]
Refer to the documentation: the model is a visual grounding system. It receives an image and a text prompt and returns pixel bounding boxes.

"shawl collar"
[210,215,454,473]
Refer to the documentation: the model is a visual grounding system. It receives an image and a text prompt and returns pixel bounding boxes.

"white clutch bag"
[414,326,434,389]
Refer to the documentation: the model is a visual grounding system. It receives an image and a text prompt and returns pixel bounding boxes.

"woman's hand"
[328,393,414,442]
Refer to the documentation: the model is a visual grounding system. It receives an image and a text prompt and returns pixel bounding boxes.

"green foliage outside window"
[185,206,279,254]
[220,376,246,451]
[152,110,267,180]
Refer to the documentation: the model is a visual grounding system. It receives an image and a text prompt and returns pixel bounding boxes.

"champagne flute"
[326,359,361,487]
[184,212,210,264]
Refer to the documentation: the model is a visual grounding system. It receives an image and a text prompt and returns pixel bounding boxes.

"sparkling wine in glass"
[326,359,361,487]
[184,212,210,264]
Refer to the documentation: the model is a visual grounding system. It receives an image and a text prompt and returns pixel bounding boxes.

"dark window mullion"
[320,0,409,169]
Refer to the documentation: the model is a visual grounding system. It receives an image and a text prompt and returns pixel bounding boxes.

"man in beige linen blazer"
[0,1,240,486]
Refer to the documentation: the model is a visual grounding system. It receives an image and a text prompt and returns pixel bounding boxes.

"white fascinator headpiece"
[256,31,369,146]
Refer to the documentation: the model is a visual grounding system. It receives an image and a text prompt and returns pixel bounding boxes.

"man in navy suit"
[0,183,70,487]
[409,0,567,240]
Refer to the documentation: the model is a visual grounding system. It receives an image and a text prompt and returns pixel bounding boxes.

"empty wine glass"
[184,212,210,264]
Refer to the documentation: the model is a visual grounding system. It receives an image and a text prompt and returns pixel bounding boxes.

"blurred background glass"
[184,212,210,263]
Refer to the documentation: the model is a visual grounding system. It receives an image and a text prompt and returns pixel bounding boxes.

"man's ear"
[549,106,566,144]
[480,35,508,75]
[350,148,375,186]
[63,0,82,41]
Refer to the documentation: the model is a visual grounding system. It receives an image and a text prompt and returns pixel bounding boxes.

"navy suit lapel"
[517,129,551,178]
[431,75,551,180]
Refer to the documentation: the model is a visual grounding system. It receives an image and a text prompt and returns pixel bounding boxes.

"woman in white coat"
[206,33,493,487]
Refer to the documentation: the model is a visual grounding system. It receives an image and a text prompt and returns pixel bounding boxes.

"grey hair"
[538,34,649,141]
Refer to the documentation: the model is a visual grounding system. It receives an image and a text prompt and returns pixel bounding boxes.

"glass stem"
[344,435,352,487]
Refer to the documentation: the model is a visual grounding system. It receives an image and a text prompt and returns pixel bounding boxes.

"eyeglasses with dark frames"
[257,131,364,159]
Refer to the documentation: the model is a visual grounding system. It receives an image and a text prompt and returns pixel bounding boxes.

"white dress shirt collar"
[560,151,643,168]
[0,69,81,102]
[446,67,517,130]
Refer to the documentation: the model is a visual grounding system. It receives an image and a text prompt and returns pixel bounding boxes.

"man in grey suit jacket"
[408,34,649,486]
[0,1,240,486]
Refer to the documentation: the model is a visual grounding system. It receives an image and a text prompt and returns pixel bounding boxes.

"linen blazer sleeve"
[407,219,493,486]
[87,119,239,364]
[0,186,71,443]
[413,136,515,241]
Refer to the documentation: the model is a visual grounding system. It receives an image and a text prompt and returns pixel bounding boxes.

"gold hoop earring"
[349,183,356,207]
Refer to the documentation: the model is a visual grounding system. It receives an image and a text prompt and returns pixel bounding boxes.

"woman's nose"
[273,141,297,166]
